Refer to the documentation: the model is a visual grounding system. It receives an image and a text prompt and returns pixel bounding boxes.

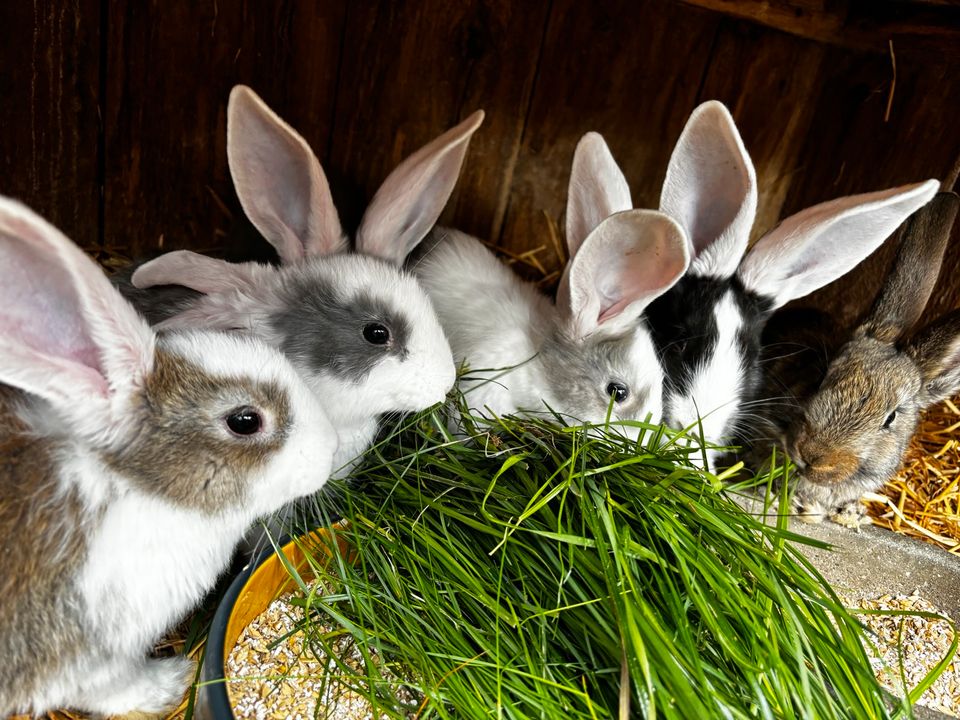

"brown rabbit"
[747,191,960,526]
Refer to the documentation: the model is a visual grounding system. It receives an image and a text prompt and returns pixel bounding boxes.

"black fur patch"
[646,275,772,402]
[272,276,411,383]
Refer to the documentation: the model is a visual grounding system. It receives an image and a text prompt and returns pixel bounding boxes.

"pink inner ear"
[0,237,104,376]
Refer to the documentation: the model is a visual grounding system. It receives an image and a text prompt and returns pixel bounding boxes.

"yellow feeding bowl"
[196,527,346,719]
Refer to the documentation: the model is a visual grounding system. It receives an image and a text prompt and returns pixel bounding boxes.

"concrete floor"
[795,521,960,720]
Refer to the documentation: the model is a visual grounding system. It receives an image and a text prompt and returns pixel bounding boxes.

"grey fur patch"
[112,263,203,325]
[0,386,91,711]
[538,324,650,423]
[271,273,411,383]
[104,341,290,513]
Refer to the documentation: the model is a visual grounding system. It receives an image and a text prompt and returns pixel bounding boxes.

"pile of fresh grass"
[271,405,954,720]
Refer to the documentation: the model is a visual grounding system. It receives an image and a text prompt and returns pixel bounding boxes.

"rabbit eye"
[225,406,263,436]
[363,323,390,345]
[883,410,897,429]
[606,382,629,403]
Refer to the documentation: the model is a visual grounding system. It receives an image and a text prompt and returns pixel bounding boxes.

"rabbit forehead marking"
[272,273,411,383]
[0,389,90,703]
[103,344,290,513]
[647,275,770,430]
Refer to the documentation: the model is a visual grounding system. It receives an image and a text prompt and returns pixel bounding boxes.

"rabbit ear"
[908,309,960,405]
[861,192,959,341]
[355,110,484,265]
[0,197,154,428]
[738,179,940,311]
[558,210,689,339]
[659,101,757,279]
[131,250,266,294]
[228,85,347,263]
[565,132,632,259]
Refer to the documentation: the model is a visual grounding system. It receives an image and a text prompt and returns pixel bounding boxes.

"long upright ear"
[228,85,347,263]
[565,132,632,259]
[659,100,757,279]
[738,179,939,311]
[908,309,960,405]
[861,191,959,341]
[0,197,155,431]
[131,250,270,294]
[355,110,484,265]
[557,210,689,339]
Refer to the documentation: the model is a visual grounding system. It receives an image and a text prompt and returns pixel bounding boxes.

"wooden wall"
[3,0,960,326]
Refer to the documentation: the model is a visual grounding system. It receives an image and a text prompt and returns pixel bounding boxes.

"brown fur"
[742,193,960,522]
[105,340,290,514]
[0,385,91,706]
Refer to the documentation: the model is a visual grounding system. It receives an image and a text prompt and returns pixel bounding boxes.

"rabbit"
[121,86,475,478]
[644,100,941,468]
[409,132,689,436]
[0,195,338,716]
[752,191,960,527]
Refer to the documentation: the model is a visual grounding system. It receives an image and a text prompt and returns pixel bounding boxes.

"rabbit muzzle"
[790,441,860,486]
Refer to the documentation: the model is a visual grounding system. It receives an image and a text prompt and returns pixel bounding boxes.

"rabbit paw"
[83,656,195,717]
[792,496,828,524]
[830,502,871,530]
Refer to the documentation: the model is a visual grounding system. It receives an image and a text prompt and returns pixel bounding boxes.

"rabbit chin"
[303,352,454,421]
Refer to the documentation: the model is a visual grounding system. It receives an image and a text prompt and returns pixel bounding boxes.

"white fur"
[739,180,940,309]
[145,254,455,474]
[665,292,744,467]
[131,89,478,478]
[415,228,674,436]
[0,196,338,716]
[655,101,939,464]
[19,336,336,716]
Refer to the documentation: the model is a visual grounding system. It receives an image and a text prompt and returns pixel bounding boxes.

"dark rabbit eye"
[883,410,897,429]
[226,407,262,436]
[606,382,629,403]
[363,323,390,345]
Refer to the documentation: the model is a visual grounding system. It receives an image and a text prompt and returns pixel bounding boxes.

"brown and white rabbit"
[753,191,960,526]
[0,196,338,716]
[410,133,690,435]
[119,86,473,476]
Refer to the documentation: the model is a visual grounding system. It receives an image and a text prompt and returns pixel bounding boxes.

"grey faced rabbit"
[755,191,960,526]
[120,86,475,475]
[411,133,689,435]
[0,196,337,716]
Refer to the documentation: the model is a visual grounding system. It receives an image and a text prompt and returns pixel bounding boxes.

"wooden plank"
[0,0,100,249]
[677,0,960,53]
[696,17,827,241]
[778,42,960,327]
[497,0,720,275]
[327,0,550,242]
[103,1,346,259]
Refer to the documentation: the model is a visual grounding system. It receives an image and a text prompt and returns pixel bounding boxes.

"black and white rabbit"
[123,86,476,474]
[410,132,689,435]
[645,100,940,466]
[0,197,338,716]
[752,192,960,526]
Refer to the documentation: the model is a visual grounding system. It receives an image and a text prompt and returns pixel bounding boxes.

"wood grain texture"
[326,0,549,241]
[0,0,100,249]
[103,0,346,259]
[678,0,960,53]
[497,0,720,276]
[779,41,960,327]
[696,18,826,241]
